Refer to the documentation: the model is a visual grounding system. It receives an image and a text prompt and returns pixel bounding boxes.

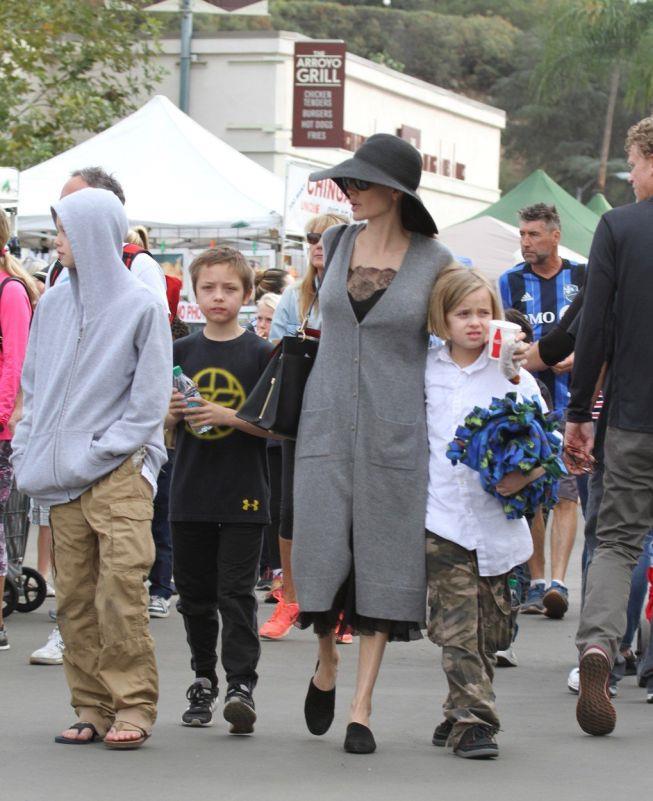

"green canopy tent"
[472,169,600,257]
[586,192,612,216]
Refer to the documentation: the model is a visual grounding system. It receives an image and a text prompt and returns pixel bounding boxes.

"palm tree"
[535,0,653,193]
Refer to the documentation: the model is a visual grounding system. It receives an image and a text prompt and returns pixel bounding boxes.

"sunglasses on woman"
[306,232,322,245]
[341,177,372,192]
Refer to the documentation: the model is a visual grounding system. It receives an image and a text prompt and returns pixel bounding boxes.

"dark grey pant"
[577,427,653,662]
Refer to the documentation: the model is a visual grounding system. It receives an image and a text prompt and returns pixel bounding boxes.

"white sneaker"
[148,596,170,619]
[30,627,64,665]
[45,582,56,598]
[496,645,518,667]
[567,666,580,694]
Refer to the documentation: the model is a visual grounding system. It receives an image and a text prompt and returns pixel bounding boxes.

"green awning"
[585,193,612,216]
[473,169,600,257]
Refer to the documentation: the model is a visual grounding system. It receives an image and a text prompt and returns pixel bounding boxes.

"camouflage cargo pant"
[426,531,513,747]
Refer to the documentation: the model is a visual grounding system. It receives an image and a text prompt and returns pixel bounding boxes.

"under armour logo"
[242,499,260,511]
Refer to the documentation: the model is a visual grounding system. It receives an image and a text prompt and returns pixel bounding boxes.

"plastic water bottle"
[172,365,212,435]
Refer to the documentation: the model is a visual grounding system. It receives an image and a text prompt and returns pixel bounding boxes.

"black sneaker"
[432,719,453,747]
[223,683,256,735]
[452,724,499,759]
[182,678,218,727]
[0,626,9,651]
[256,567,274,592]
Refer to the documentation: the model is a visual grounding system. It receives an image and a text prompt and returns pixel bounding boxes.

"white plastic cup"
[488,319,521,360]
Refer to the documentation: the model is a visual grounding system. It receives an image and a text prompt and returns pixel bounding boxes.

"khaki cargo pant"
[578,427,653,662]
[426,531,512,747]
[50,455,158,735]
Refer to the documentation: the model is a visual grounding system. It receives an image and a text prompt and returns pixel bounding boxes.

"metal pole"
[179,0,193,113]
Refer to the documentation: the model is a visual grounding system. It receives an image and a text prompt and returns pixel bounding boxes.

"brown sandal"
[103,720,150,750]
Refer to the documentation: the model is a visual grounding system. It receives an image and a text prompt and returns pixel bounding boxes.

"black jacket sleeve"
[567,218,616,423]
[538,286,585,366]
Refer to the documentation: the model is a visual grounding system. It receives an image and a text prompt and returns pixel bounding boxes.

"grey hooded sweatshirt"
[11,187,172,506]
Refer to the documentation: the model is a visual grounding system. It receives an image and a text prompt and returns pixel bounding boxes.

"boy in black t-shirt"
[166,247,274,735]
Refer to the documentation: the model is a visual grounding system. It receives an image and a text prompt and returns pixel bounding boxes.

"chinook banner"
[292,41,346,148]
[284,161,351,235]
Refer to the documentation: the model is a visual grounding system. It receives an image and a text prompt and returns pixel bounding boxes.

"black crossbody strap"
[300,224,347,330]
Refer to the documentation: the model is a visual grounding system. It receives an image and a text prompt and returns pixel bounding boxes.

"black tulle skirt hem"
[296,559,423,643]
[296,609,423,642]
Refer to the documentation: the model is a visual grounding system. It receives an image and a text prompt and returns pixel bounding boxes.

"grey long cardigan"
[292,223,453,622]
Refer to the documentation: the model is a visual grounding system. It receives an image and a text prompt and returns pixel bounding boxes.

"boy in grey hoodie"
[12,188,172,749]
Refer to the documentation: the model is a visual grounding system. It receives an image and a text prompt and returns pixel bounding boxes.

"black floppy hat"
[309,133,437,235]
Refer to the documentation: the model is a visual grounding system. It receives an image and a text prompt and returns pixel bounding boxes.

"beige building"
[152,30,506,229]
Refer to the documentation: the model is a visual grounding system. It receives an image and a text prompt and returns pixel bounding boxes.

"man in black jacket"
[565,116,653,737]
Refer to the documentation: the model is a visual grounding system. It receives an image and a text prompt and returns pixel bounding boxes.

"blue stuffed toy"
[446,392,568,520]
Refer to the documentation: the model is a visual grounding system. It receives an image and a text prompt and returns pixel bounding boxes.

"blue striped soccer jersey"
[499,259,586,411]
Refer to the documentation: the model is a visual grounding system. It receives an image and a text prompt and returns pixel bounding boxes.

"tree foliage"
[495,31,642,202]
[0,0,164,169]
[270,0,547,30]
[536,0,653,110]
[270,1,518,97]
[533,0,653,193]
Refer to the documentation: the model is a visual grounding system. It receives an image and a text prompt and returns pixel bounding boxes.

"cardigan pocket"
[296,407,334,458]
[370,415,418,470]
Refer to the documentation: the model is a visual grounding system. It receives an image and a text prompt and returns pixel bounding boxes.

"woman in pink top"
[0,210,37,651]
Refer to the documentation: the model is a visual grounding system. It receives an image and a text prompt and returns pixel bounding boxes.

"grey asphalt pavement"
[1,526,650,801]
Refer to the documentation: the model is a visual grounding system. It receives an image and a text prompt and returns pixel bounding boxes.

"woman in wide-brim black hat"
[292,133,453,754]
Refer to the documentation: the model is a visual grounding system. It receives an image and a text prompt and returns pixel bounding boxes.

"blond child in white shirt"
[424,265,547,760]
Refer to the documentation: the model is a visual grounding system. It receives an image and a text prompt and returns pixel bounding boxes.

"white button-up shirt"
[425,344,544,576]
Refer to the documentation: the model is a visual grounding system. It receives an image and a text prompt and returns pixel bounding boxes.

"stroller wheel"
[2,577,18,617]
[16,567,47,613]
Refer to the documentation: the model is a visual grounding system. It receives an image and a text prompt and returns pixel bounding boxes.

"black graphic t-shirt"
[170,330,274,523]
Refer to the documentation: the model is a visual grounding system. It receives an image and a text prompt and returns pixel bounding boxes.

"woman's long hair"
[0,209,39,308]
[298,212,349,321]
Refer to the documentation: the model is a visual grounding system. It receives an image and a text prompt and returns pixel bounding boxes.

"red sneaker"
[259,598,300,640]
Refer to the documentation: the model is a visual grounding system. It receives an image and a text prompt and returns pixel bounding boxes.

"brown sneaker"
[576,647,616,736]
[542,582,569,619]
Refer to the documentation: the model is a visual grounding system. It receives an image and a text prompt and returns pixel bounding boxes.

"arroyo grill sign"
[292,41,346,148]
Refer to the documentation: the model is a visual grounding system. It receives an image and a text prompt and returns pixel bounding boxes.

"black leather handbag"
[236,226,345,439]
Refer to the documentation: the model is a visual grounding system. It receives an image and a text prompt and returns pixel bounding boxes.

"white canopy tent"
[17,95,284,240]
[438,216,587,284]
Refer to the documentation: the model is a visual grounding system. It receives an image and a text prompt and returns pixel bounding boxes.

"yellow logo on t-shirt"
[242,499,260,511]
[189,367,246,440]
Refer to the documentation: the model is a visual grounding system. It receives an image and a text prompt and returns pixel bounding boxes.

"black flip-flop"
[54,722,102,745]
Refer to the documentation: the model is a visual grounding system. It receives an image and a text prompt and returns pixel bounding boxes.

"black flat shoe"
[344,722,376,754]
[304,666,335,735]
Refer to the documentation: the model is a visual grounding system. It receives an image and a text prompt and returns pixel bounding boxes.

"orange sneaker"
[334,611,353,644]
[259,598,300,640]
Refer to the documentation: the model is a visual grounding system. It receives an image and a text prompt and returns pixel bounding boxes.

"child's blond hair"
[257,292,280,312]
[428,264,502,340]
